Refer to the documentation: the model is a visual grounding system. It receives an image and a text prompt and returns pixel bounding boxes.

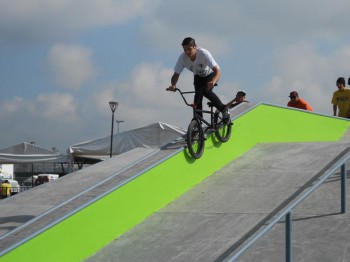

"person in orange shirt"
[287,91,313,111]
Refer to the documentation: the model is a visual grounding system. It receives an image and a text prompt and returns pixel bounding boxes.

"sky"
[1,0,350,153]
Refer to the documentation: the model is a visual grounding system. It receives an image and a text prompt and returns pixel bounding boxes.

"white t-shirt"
[174,47,219,77]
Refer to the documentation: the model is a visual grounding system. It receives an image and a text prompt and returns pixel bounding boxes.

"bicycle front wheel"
[186,119,205,159]
[214,111,232,142]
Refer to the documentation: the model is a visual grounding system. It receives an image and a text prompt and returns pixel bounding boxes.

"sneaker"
[222,107,230,124]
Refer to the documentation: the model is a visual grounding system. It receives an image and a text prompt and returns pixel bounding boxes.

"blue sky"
[1,0,350,153]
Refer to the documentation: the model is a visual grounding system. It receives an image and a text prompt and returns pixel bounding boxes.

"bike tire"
[214,111,232,142]
[186,119,205,159]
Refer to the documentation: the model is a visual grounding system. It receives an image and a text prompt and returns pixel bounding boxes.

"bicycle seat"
[207,102,213,107]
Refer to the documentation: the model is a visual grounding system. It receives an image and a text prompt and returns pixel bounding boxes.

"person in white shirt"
[168,37,229,123]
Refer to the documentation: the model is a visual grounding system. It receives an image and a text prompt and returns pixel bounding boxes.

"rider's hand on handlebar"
[167,85,176,92]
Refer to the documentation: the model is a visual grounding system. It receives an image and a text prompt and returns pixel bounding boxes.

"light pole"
[116,120,125,134]
[109,101,119,158]
[30,142,35,187]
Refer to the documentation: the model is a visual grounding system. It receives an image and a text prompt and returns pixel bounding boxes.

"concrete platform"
[85,142,350,262]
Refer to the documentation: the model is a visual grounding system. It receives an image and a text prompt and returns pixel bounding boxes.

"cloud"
[141,0,350,55]
[87,62,195,130]
[0,92,78,122]
[0,92,80,151]
[0,59,187,151]
[0,0,160,43]
[46,44,98,89]
[242,1,350,40]
[0,96,24,114]
[36,92,78,121]
[141,20,230,57]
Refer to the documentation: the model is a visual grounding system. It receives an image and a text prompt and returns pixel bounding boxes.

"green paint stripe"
[2,104,350,262]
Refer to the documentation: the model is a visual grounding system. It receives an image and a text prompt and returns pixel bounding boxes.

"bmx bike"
[166,87,232,159]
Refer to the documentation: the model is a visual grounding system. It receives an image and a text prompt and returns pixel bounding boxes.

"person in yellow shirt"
[332,77,350,118]
[1,180,11,198]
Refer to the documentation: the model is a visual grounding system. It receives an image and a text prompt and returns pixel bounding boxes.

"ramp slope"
[1,104,350,261]
[86,142,350,262]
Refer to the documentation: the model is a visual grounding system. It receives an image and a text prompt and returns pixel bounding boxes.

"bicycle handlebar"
[165,87,194,107]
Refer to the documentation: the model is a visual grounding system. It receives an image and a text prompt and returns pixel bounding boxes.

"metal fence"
[224,156,350,262]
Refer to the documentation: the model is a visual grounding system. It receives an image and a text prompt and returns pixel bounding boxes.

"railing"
[224,150,350,262]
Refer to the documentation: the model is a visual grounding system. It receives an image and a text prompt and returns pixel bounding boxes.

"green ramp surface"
[1,104,350,262]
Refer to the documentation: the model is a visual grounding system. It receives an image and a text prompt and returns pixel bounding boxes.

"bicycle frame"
[167,87,232,159]
[176,88,217,132]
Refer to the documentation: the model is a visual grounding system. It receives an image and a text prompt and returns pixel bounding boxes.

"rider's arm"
[208,65,221,89]
[226,98,237,108]
[169,72,180,91]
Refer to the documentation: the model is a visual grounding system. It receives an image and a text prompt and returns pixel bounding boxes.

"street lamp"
[30,142,35,187]
[109,101,119,158]
[116,120,125,134]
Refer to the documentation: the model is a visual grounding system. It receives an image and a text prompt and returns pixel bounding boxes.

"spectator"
[332,77,350,118]
[287,91,313,111]
[226,90,249,109]
[1,180,11,199]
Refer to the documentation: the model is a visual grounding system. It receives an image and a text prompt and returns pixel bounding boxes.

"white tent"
[69,122,186,160]
[0,142,69,164]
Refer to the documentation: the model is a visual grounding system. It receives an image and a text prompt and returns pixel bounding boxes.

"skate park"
[1,102,350,261]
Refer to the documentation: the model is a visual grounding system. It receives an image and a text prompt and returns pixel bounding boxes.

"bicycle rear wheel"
[214,111,232,142]
[186,119,205,159]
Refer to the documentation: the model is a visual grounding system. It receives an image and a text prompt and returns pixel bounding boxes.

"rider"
[168,37,229,123]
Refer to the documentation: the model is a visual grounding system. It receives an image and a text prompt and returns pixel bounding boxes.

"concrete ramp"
[1,103,350,262]
[86,142,350,262]
[0,146,182,253]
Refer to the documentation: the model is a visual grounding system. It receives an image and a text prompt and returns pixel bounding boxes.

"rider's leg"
[202,73,230,123]
[204,89,230,124]
[199,73,226,111]
[194,74,230,123]
[193,76,205,117]
[203,89,226,112]
[203,89,230,123]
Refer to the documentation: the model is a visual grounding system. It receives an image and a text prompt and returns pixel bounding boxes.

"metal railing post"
[286,211,292,262]
[341,163,346,213]
[218,153,350,262]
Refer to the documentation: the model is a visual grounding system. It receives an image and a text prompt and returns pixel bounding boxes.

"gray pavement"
[86,141,350,262]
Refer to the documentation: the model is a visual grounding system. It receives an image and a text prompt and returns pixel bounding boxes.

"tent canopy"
[0,142,69,164]
[69,122,186,159]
